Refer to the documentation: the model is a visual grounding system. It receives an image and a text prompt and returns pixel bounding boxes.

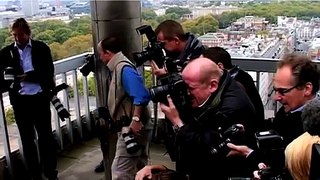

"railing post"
[0,94,13,179]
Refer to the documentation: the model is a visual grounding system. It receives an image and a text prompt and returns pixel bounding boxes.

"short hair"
[302,98,320,136]
[202,47,233,69]
[11,18,31,35]
[99,36,123,54]
[155,20,187,41]
[277,53,320,94]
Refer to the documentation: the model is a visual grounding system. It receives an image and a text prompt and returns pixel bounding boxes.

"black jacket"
[166,33,204,71]
[175,72,257,179]
[230,65,265,131]
[0,40,55,97]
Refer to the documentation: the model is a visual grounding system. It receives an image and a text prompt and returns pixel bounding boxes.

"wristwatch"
[132,116,140,122]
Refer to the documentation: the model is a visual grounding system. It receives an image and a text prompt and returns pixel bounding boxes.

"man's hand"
[150,60,167,77]
[253,163,267,180]
[130,120,144,137]
[226,143,253,157]
[135,165,153,180]
[160,95,182,126]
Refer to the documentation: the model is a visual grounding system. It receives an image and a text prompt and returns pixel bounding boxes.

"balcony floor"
[56,138,174,180]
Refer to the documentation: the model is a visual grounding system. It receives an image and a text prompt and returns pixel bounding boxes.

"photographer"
[226,53,320,179]
[151,20,204,76]
[0,18,58,180]
[97,36,152,180]
[149,57,257,179]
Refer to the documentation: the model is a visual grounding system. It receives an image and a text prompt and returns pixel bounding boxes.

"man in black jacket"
[0,18,58,180]
[159,57,257,179]
[202,46,265,131]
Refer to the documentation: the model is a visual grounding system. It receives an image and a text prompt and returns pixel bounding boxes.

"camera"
[3,67,15,81]
[50,83,71,121]
[255,130,285,180]
[210,124,243,156]
[80,54,95,76]
[120,116,140,154]
[149,73,189,108]
[133,25,167,68]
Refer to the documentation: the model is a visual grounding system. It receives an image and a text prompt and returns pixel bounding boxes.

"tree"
[34,30,55,44]
[53,28,73,43]
[142,8,157,20]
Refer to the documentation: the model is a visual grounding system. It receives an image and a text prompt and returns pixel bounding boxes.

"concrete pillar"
[90,1,142,179]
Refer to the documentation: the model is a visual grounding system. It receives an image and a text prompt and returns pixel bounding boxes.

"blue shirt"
[122,66,150,106]
[14,39,42,95]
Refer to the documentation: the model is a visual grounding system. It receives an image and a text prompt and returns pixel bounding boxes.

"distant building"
[69,2,90,15]
[21,0,39,17]
[198,32,228,47]
[190,5,239,19]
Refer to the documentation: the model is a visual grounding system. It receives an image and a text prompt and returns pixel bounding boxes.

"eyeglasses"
[273,84,300,96]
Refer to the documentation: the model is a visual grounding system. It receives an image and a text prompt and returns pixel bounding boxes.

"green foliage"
[142,8,157,20]
[69,76,96,98]
[182,15,219,35]
[5,107,15,125]
[144,69,153,88]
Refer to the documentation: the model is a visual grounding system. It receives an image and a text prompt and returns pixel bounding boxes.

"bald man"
[159,57,257,179]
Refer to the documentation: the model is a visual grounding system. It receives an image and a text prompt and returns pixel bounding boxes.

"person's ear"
[217,62,224,70]
[304,82,313,96]
[209,79,219,93]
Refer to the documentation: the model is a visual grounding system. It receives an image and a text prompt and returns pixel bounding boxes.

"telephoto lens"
[122,126,140,154]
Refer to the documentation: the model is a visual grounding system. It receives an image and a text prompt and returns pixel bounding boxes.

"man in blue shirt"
[97,36,152,180]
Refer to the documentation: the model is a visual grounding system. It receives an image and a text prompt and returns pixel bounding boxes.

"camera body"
[79,54,95,76]
[3,66,24,90]
[210,124,242,156]
[119,116,141,154]
[255,130,285,180]
[149,73,189,108]
[133,25,167,68]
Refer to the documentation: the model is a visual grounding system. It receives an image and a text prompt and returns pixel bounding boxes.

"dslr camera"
[80,54,95,76]
[119,116,141,154]
[255,130,285,180]
[149,73,189,108]
[133,25,167,68]
[210,124,243,156]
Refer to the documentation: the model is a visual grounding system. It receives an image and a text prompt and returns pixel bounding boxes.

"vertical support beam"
[90,1,142,179]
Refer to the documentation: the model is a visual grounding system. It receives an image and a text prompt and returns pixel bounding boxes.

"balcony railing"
[0,53,319,179]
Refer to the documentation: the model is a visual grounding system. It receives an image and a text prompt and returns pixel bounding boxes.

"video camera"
[255,130,286,180]
[210,124,243,156]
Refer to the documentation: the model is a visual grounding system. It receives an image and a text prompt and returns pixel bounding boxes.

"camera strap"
[114,60,135,121]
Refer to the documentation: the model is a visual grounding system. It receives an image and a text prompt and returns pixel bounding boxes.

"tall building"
[21,0,39,17]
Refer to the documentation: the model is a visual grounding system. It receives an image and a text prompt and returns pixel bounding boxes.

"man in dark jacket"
[0,18,58,180]
[159,57,257,179]
[202,46,265,131]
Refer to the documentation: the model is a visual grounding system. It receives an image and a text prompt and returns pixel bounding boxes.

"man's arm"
[122,66,150,135]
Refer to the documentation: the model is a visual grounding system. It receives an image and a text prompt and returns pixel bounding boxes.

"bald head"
[182,57,222,84]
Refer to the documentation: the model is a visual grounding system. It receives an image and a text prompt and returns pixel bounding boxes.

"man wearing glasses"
[226,53,320,179]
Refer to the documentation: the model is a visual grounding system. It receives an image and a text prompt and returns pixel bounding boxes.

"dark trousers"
[11,93,57,180]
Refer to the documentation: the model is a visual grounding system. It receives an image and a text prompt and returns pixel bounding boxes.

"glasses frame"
[273,84,301,96]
